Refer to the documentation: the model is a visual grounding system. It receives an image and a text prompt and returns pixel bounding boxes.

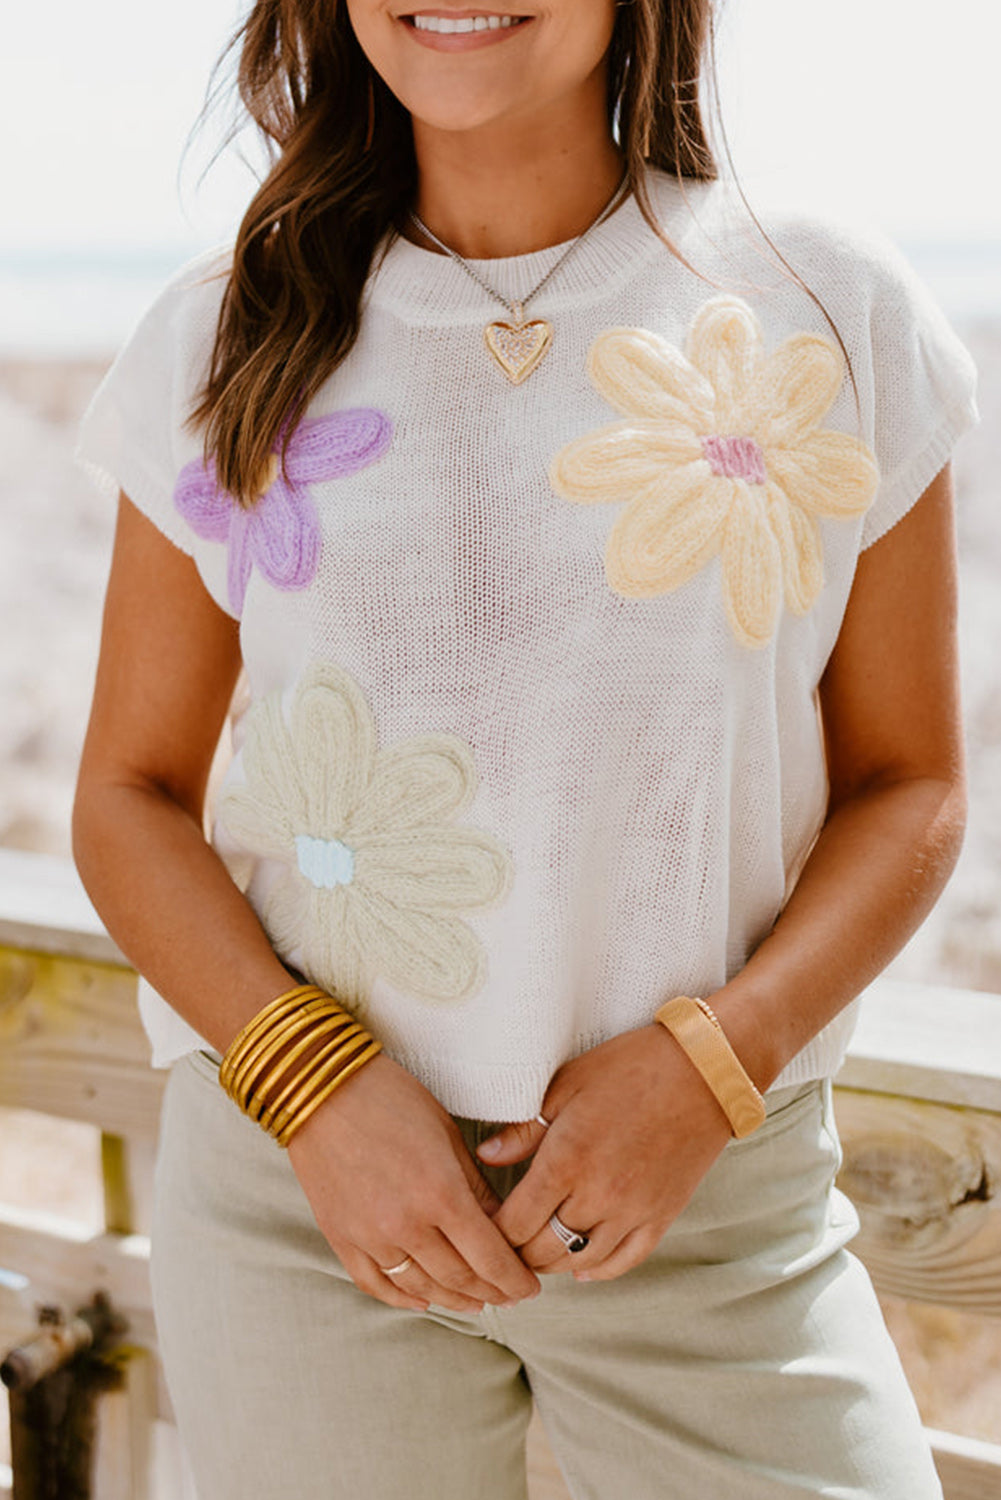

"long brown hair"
[191,0,720,505]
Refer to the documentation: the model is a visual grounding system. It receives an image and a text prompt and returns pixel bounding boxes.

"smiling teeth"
[413,14,520,32]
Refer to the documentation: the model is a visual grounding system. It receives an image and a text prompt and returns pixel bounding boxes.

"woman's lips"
[401,12,533,51]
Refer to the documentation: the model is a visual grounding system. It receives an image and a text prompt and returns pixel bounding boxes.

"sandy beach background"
[0,305,999,1478]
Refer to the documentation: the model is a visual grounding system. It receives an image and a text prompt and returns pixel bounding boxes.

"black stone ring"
[548,1212,590,1254]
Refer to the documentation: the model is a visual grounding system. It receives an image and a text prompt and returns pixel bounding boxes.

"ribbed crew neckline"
[366,170,713,326]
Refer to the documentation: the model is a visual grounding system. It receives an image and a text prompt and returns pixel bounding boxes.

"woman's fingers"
[440,1189,542,1304]
[491,1144,566,1249]
[571,1225,659,1283]
[286,1054,540,1309]
[515,1210,663,1280]
[516,1199,611,1273]
[493,1028,736,1283]
[477,1116,549,1166]
[408,1226,518,1308]
[340,1242,490,1314]
[453,1134,505,1215]
[379,1259,487,1314]
[337,1245,430,1312]
[517,1229,573,1273]
[436,1139,541,1302]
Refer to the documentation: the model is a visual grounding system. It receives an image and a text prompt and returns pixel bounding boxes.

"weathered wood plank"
[0,850,124,966]
[929,1428,1001,1500]
[0,1205,153,1329]
[0,946,162,1136]
[0,1229,172,1423]
[102,1135,158,1238]
[0,1280,37,1358]
[835,1090,1001,1315]
[838,979,1001,1114]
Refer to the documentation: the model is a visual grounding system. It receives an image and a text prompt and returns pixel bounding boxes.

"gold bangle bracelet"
[219,985,327,1093]
[257,1022,365,1133]
[654,995,766,1139]
[231,999,329,1102]
[216,984,381,1147]
[268,1036,371,1144]
[250,1016,360,1126]
[224,989,330,1094]
[267,1027,372,1140]
[221,985,327,1082]
[232,998,343,1113]
[275,1039,384,1148]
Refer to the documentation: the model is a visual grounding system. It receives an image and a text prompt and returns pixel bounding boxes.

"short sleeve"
[855,232,979,549]
[74,247,238,616]
[763,214,979,552]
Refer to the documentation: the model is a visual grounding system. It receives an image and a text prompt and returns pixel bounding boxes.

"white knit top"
[76,172,978,1119]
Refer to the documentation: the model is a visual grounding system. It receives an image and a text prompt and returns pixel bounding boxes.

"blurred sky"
[2,0,1000,254]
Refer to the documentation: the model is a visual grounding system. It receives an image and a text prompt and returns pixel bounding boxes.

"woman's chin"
[398,87,528,138]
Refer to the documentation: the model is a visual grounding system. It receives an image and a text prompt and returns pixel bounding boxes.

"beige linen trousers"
[150,1048,943,1500]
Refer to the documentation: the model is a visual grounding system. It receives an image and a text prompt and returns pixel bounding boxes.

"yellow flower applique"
[550,296,880,648]
[219,663,512,1010]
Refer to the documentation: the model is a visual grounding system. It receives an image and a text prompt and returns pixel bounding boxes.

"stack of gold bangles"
[219,983,382,1147]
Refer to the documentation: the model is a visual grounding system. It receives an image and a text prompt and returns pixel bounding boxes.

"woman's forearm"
[73,777,294,1053]
[71,498,295,1054]
[710,772,966,1091]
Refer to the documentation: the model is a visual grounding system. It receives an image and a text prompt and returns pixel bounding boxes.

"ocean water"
[0,239,998,358]
[0,248,211,358]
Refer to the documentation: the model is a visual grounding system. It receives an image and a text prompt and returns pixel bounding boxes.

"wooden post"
[1,1295,152,1500]
[91,1347,155,1500]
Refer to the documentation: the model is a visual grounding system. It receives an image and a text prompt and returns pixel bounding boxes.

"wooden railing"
[1,846,999,1499]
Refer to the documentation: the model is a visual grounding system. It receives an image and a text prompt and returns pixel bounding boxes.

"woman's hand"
[286,1053,541,1314]
[479,1026,733,1282]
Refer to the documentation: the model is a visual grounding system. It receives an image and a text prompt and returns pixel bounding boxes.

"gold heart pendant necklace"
[410,175,627,387]
[483,304,553,386]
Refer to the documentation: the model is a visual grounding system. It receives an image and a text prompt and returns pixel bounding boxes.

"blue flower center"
[295,835,356,889]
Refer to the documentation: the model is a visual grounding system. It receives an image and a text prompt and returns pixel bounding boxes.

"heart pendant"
[484,316,553,385]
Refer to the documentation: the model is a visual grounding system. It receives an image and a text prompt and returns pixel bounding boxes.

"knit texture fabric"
[75,172,978,1118]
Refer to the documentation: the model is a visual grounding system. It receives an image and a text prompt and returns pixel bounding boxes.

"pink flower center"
[701,435,767,486]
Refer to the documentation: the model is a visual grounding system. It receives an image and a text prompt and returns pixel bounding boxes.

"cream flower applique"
[219,663,512,1009]
[550,296,880,648]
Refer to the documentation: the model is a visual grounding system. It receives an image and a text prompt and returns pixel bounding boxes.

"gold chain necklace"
[409,176,628,386]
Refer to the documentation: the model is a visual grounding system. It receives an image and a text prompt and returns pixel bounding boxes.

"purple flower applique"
[174,408,393,613]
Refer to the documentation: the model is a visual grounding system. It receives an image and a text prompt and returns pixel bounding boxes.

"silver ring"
[548,1212,590,1254]
[534,1113,551,1128]
[380,1256,414,1277]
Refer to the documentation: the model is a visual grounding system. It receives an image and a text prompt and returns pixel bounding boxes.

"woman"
[73,1,976,1495]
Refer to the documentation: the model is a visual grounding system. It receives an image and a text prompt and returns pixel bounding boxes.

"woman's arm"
[74,495,539,1312]
[73,499,287,1030]
[483,463,965,1278]
[715,461,965,1084]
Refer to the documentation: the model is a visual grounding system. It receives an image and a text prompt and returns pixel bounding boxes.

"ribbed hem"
[140,989,861,1117]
